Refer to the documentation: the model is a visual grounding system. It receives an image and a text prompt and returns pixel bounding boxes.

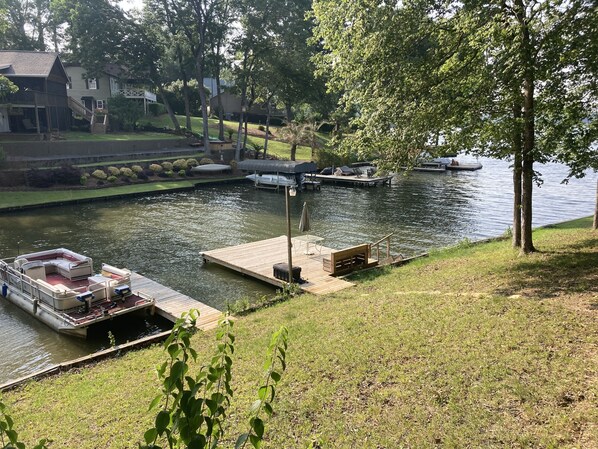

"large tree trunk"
[157,84,180,131]
[593,179,597,230]
[290,143,297,161]
[512,103,523,247]
[517,0,535,254]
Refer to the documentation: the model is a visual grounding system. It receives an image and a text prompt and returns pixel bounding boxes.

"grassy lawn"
[59,131,183,141]
[3,218,597,448]
[0,181,198,209]
[144,114,327,161]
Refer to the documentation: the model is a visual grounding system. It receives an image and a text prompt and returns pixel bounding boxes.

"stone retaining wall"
[3,138,188,160]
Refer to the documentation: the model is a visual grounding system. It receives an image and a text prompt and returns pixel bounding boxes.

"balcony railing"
[116,88,156,102]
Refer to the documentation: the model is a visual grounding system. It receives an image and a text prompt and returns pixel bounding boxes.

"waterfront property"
[0,51,71,133]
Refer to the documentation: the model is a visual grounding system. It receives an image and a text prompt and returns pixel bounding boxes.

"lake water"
[0,157,595,383]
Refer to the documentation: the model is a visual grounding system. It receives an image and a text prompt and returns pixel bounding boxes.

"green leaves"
[0,398,49,449]
[142,313,289,449]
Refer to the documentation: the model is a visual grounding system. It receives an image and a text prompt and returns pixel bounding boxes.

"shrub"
[107,166,120,176]
[229,160,238,171]
[172,159,188,171]
[186,158,199,167]
[131,165,144,174]
[26,169,54,188]
[164,170,175,177]
[53,165,82,185]
[80,175,88,186]
[149,164,163,174]
[147,102,167,116]
[120,167,134,178]
[178,169,186,177]
[131,173,138,181]
[258,124,265,132]
[107,175,118,183]
[92,169,108,180]
[199,157,214,165]
[161,161,173,171]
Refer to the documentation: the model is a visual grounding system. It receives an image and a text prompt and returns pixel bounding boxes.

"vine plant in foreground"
[140,310,289,449]
[0,399,50,449]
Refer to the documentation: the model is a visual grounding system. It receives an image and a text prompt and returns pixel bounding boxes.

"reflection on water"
[0,157,595,382]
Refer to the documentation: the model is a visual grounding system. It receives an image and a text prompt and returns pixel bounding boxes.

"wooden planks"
[201,236,357,295]
[131,272,222,330]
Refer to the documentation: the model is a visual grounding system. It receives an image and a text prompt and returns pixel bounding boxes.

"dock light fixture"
[285,185,296,283]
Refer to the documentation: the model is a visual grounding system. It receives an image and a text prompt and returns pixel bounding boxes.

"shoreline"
[0,176,246,213]
[0,215,593,392]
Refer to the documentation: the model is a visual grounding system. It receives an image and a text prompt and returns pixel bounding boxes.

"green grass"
[143,114,329,161]
[59,131,182,141]
[3,218,597,448]
[0,181,197,209]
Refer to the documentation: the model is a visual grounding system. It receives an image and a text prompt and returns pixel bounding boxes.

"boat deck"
[308,173,393,187]
[131,272,222,330]
[201,236,359,295]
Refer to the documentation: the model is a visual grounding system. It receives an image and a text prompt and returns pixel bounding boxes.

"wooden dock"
[131,272,222,330]
[201,236,364,295]
[307,173,394,187]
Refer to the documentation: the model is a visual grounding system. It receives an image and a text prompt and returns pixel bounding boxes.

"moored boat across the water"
[246,173,298,188]
[0,248,155,338]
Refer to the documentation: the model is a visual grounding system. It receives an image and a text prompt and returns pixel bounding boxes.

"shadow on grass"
[494,237,598,299]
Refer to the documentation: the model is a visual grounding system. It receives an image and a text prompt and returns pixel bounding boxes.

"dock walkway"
[201,236,359,295]
[132,272,222,330]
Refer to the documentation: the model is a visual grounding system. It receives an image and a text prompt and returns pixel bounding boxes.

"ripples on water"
[0,157,595,382]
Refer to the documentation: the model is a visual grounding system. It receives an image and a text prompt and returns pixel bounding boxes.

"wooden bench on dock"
[322,244,376,276]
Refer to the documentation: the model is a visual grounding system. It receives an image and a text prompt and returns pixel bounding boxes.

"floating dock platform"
[132,272,222,330]
[201,236,360,295]
[307,173,393,187]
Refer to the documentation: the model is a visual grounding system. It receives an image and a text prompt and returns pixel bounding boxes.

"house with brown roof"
[0,51,71,133]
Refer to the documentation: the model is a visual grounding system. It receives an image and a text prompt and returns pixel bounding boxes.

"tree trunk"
[235,85,247,161]
[593,179,597,230]
[183,77,192,132]
[290,143,297,161]
[285,102,293,122]
[157,84,180,131]
[195,54,210,155]
[512,103,522,247]
[517,0,536,254]
[264,102,271,159]
[243,113,249,150]
[215,45,226,141]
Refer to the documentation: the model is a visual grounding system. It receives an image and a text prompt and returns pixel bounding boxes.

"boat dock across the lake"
[132,272,222,330]
[201,236,360,295]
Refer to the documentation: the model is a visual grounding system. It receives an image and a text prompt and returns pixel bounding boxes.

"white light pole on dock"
[285,185,296,283]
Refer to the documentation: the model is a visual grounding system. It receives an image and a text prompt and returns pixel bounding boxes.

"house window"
[66,76,72,89]
[96,100,105,110]
[87,78,97,89]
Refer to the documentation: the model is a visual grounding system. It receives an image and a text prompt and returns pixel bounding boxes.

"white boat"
[191,164,232,173]
[246,173,297,188]
[0,248,155,338]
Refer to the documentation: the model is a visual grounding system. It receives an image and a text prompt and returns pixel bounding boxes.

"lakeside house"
[64,63,157,115]
[0,51,71,133]
[209,91,285,124]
